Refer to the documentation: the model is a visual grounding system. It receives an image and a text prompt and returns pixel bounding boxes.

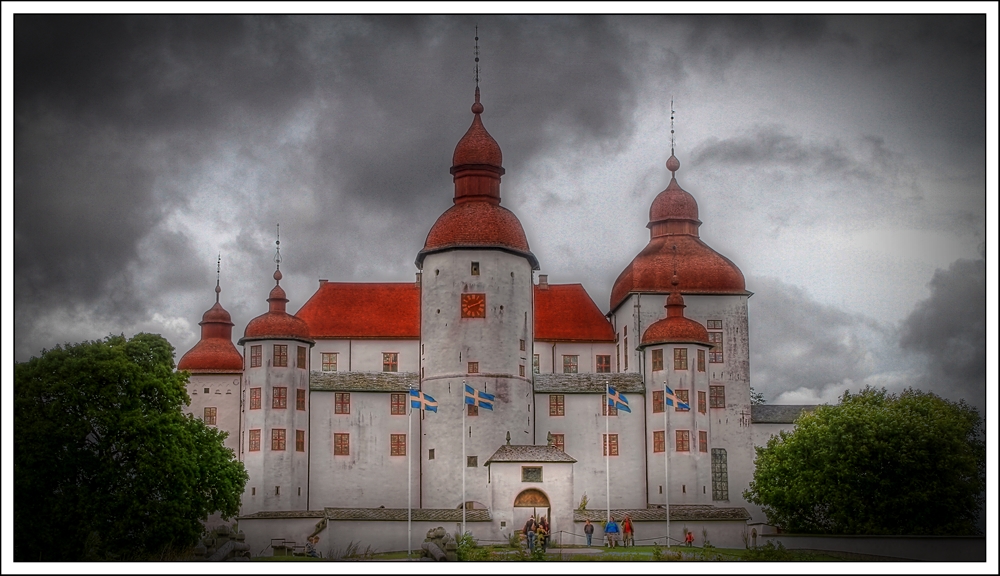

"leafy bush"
[743,541,793,561]
[457,532,489,561]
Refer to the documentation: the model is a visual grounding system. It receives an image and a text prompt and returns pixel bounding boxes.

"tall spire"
[273,223,282,284]
[215,253,221,303]
[667,99,680,176]
[472,26,484,115]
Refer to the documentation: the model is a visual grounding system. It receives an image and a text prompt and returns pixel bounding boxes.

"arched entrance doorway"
[513,489,551,539]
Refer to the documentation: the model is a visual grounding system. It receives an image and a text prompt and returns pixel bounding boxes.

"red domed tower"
[178,259,243,455]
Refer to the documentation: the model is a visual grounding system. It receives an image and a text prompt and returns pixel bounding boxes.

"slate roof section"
[532,372,645,394]
[534,284,615,342]
[324,508,492,522]
[296,282,421,339]
[310,371,418,392]
[751,404,817,424]
[485,444,578,465]
[574,506,750,522]
[239,510,327,520]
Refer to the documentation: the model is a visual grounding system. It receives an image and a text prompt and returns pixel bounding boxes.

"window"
[651,348,664,371]
[296,389,306,411]
[603,433,619,456]
[296,430,305,452]
[468,361,479,374]
[652,390,664,413]
[551,433,565,452]
[428,448,435,460]
[674,348,688,370]
[391,393,407,415]
[602,394,618,416]
[676,430,690,452]
[699,430,708,453]
[549,394,565,417]
[471,261,480,275]
[467,456,478,468]
[204,387,210,394]
[274,344,288,367]
[250,345,262,368]
[297,346,307,369]
[710,385,726,408]
[272,428,286,451]
[698,391,707,414]
[204,407,217,426]
[249,429,260,451]
[335,392,350,414]
[624,337,628,370]
[383,352,398,372]
[275,486,280,496]
[675,389,690,411]
[273,387,287,409]
[251,487,256,496]
[519,365,525,377]
[616,344,620,373]
[533,354,540,374]
[250,388,261,410]
[520,339,525,351]
[653,430,665,453]
[697,349,705,372]
[712,448,729,500]
[522,466,543,482]
[708,332,724,363]
[391,433,406,456]
[707,320,723,330]
[467,404,478,416]
[562,355,578,374]
[334,433,349,456]
[322,352,338,372]
[597,355,611,373]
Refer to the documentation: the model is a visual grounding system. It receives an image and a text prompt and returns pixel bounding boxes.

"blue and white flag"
[607,386,632,413]
[464,384,495,411]
[410,389,438,413]
[664,385,690,411]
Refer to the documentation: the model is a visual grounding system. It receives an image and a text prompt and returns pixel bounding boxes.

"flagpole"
[462,380,467,537]
[664,380,670,549]
[408,388,413,558]
[605,380,610,525]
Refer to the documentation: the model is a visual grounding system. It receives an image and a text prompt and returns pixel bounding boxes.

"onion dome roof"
[240,268,313,344]
[641,289,710,346]
[649,177,699,224]
[178,284,243,373]
[417,87,538,270]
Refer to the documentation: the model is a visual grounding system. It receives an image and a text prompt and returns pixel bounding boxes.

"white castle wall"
[185,372,242,455]
[487,460,575,541]
[532,341,616,375]
[419,249,535,509]
[310,339,419,373]
[241,338,311,514]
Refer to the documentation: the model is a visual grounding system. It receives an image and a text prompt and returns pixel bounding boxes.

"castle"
[176,83,807,552]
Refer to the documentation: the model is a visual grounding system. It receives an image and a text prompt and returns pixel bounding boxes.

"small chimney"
[415,272,422,286]
[319,279,328,286]
[538,274,548,290]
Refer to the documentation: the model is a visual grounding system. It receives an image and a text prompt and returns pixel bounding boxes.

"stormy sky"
[11,14,990,412]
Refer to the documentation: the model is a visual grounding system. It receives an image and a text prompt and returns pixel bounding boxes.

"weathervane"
[215,253,221,302]
[670,98,676,156]
[274,224,281,269]
[474,25,480,88]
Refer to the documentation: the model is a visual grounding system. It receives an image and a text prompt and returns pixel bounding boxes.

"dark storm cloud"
[748,276,893,401]
[899,258,986,409]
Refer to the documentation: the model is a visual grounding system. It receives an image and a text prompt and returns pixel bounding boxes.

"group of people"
[583,515,635,548]
[521,515,550,553]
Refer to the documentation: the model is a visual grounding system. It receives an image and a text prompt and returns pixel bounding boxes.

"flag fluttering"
[607,386,632,413]
[464,384,495,411]
[409,389,438,412]
[664,385,690,410]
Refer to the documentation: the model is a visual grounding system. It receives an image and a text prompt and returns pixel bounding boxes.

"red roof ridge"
[534,282,615,343]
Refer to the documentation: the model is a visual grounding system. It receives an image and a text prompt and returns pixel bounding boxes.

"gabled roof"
[296,282,420,339]
[574,506,750,522]
[310,371,417,392]
[485,444,577,465]
[751,404,817,424]
[534,284,615,342]
[533,372,645,394]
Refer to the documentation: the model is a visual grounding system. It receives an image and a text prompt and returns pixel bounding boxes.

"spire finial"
[273,224,283,283]
[472,27,484,114]
[215,253,221,302]
[666,99,681,176]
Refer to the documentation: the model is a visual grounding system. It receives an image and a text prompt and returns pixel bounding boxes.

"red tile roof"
[641,292,710,346]
[534,283,615,342]
[178,337,244,373]
[295,282,420,339]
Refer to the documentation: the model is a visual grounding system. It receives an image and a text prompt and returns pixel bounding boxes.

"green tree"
[745,386,985,535]
[14,333,248,561]
[750,386,765,405]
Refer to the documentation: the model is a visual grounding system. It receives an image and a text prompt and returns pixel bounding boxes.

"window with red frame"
[335,392,350,414]
[710,385,726,408]
[250,388,261,410]
[651,348,664,371]
[383,352,398,372]
[699,430,708,453]
[708,331,723,363]
[603,433,619,456]
[653,430,665,453]
[204,407,217,426]
[602,394,618,416]
[250,345,262,368]
[273,344,288,367]
[652,390,664,413]
[698,391,707,414]
[391,393,406,415]
[271,428,286,451]
[296,430,305,452]
[390,433,406,456]
[248,429,260,451]
[551,433,565,452]
[297,346,307,369]
[675,430,690,452]
[334,433,349,455]
[597,354,611,373]
[273,387,287,409]
[296,388,306,411]
[697,349,706,372]
[674,348,688,370]
[549,394,565,416]
[675,389,690,411]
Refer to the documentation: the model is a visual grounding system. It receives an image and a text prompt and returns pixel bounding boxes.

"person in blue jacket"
[604,516,620,548]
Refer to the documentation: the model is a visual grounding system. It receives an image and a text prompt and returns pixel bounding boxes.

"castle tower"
[415,86,539,509]
[610,145,752,509]
[177,265,244,456]
[239,250,314,514]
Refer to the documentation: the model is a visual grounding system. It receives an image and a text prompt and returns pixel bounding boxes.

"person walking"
[584,519,594,547]
[536,517,548,553]
[685,530,694,547]
[523,515,536,552]
[622,514,634,547]
[604,516,620,548]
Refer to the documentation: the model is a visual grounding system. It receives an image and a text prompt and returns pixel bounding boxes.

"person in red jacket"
[622,514,635,547]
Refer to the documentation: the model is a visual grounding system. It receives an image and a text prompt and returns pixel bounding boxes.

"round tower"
[238,256,314,514]
[178,270,243,456]
[415,86,539,509]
